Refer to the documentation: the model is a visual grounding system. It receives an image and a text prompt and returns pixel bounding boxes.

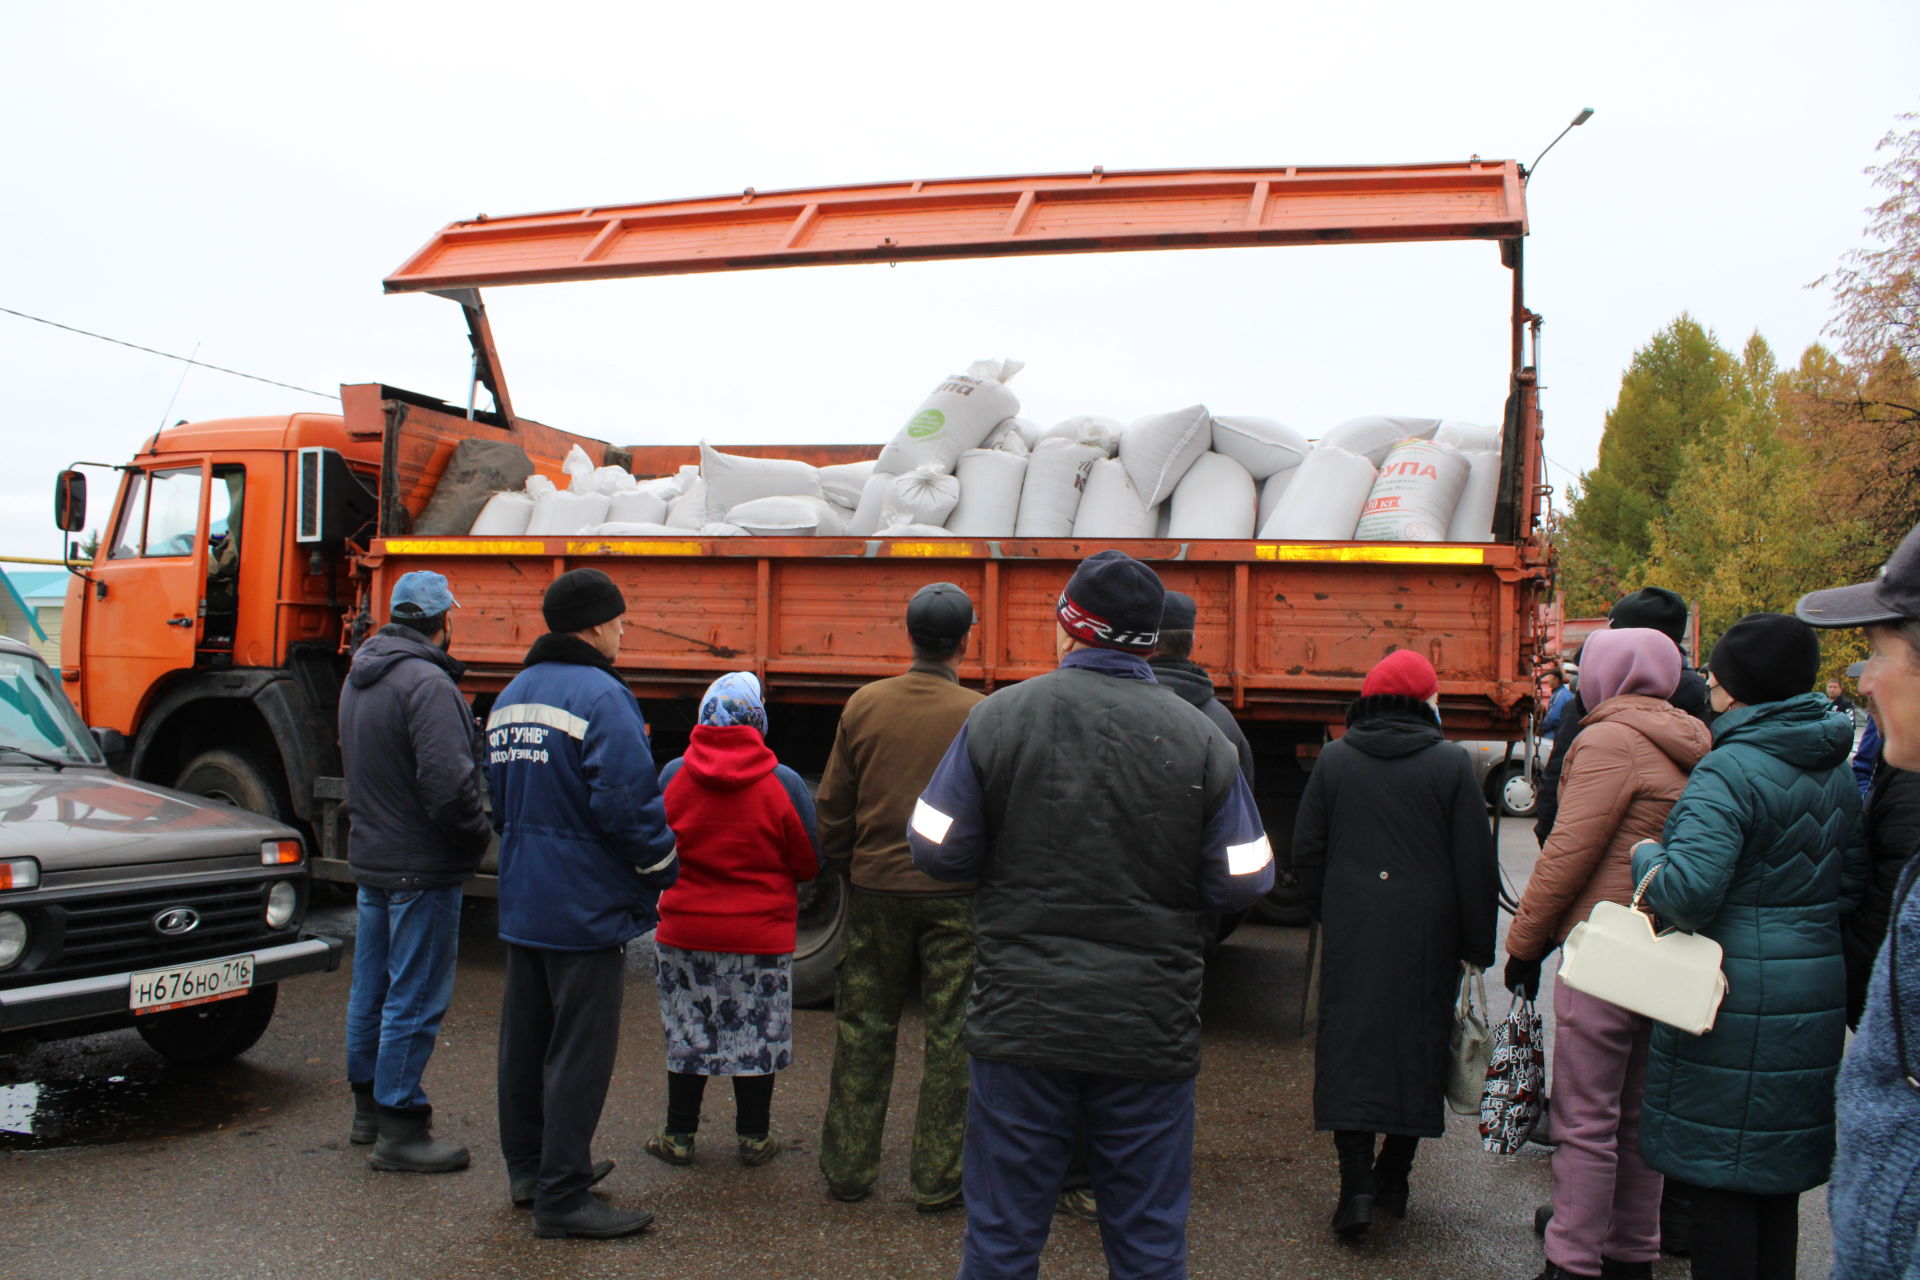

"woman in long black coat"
[1292,649,1499,1239]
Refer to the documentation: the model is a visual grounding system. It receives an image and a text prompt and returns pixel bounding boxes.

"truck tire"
[174,749,291,824]
[136,984,279,1065]
[792,864,850,1009]
[1248,866,1313,928]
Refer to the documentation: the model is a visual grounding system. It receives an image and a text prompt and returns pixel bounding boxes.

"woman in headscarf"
[1504,629,1713,1280]
[1292,649,1500,1239]
[646,672,821,1167]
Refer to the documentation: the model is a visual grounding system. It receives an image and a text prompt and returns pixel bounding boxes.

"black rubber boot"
[1330,1131,1375,1239]
[368,1104,470,1174]
[1372,1134,1417,1219]
[1599,1259,1653,1280]
[349,1082,377,1147]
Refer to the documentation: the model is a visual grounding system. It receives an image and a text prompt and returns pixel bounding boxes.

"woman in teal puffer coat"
[1629,614,1868,1280]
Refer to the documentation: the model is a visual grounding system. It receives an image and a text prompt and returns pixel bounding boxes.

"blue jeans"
[344,885,462,1109]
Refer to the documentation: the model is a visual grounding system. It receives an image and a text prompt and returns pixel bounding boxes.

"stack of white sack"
[1434,421,1502,542]
[1042,415,1122,456]
[819,461,877,513]
[528,445,612,534]
[725,495,849,537]
[1073,459,1158,538]
[1015,438,1103,536]
[1167,451,1258,539]
[1259,445,1379,540]
[875,359,1024,476]
[1354,439,1471,542]
[947,449,1029,537]
[1118,405,1212,507]
[700,442,822,525]
[1316,415,1443,466]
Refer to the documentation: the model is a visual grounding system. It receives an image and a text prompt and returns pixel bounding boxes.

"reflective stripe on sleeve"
[1226,835,1273,876]
[636,847,678,876]
[486,702,590,740]
[911,798,955,844]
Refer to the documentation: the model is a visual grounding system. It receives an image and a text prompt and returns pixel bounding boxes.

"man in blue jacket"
[910,550,1274,1280]
[339,570,492,1173]
[487,568,678,1240]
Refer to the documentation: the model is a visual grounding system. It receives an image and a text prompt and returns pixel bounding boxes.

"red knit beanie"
[1362,649,1439,700]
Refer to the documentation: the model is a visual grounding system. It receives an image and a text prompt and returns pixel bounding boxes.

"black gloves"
[1504,954,1542,1001]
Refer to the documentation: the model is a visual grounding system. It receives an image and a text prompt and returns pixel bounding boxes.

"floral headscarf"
[697,671,767,734]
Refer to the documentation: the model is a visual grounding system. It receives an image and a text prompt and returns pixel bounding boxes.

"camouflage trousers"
[818,890,974,1205]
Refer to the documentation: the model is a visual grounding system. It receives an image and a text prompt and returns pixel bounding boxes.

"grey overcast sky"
[3,1,1915,562]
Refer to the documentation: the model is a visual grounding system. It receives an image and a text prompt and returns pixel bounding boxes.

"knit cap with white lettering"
[1057,550,1163,652]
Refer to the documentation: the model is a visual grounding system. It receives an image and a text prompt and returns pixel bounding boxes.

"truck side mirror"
[54,470,87,533]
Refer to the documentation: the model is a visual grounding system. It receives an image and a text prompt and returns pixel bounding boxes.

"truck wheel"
[136,984,279,1066]
[1488,761,1538,819]
[792,864,850,1009]
[1248,867,1313,928]
[174,749,291,824]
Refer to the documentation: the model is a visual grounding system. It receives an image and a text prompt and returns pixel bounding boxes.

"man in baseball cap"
[1798,521,1920,1277]
[817,582,984,1212]
[909,550,1272,1277]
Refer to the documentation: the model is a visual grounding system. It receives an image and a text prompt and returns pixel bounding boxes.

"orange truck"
[53,162,1552,1001]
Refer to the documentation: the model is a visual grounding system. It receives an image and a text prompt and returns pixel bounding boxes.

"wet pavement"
[3,818,1835,1279]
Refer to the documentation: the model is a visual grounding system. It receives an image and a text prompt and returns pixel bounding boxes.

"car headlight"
[265,881,298,930]
[0,911,27,970]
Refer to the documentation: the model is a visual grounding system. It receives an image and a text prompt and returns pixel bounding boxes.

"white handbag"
[1559,866,1729,1036]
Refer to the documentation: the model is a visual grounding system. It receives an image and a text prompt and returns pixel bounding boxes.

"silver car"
[1459,739,1539,819]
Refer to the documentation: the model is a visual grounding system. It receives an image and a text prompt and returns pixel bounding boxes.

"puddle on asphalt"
[0,1052,270,1151]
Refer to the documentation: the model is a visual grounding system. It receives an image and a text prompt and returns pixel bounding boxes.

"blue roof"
[5,570,68,602]
[0,571,47,643]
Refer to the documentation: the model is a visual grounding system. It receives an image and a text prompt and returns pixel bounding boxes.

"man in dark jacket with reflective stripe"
[487,568,678,1241]
[911,550,1274,1280]
[339,570,491,1174]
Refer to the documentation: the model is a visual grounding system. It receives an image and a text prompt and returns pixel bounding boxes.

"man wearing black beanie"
[486,568,679,1240]
[907,550,1275,1280]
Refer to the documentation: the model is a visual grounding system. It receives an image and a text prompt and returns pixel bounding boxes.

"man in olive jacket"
[816,582,984,1212]
[910,551,1273,1280]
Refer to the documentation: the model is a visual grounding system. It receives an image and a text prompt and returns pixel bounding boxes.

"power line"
[0,306,340,402]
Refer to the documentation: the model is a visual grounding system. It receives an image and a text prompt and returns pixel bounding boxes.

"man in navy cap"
[338,570,493,1173]
[911,550,1274,1280]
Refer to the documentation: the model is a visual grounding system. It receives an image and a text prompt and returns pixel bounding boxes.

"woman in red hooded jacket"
[646,671,820,1167]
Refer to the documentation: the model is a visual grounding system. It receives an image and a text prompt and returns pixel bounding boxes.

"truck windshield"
[0,652,103,765]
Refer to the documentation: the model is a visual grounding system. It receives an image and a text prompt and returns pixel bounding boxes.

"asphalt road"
[2,818,1836,1280]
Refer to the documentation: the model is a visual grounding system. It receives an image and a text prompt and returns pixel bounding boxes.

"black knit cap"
[906,582,977,645]
[1057,550,1163,652]
[1709,612,1821,706]
[1610,586,1689,646]
[1160,590,1197,630]
[543,568,626,634]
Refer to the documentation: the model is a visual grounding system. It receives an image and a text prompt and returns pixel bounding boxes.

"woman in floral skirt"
[648,672,821,1166]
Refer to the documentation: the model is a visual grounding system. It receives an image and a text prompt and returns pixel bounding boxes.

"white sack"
[527,490,610,536]
[1210,415,1310,480]
[819,460,877,509]
[700,442,822,525]
[1015,439,1102,537]
[1260,445,1378,540]
[846,471,896,537]
[1155,504,1172,538]
[1168,452,1257,539]
[607,490,669,525]
[1256,469,1297,532]
[1355,439,1471,542]
[591,465,639,496]
[1043,415,1122,456]
[469,490,534,536]
[947,449,1028,537]
[665,476,708,531]
[726,495,849,537]
[1011,416,1047,450]
[877,520,954,538]
[524,474,557,500]
[584,521,684,537]
[875,358,1023,476]
[1120,405,1213,506]
[700,522,749,537]
[988,417,1041,454]
[1073,459,1158,539]
[561,445,596,494]
[1318,415,1443,466]
[1447,448,1501,542]
[635,473,684,502]
[884,465,961,528]
[1435,420,1500,454]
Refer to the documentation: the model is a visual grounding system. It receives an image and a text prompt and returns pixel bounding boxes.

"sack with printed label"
[1073,459,1158,539]
[1354,439,1469,542]
[1119,405,1213,507]
[875,359,1023,476]
[1167,451,1257,539]
[1015,439,1103,537]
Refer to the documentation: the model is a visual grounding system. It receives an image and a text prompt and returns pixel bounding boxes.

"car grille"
[18,882,282,985]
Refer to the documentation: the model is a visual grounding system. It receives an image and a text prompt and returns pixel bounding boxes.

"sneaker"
[644,1129,696,1167]
[532,1199,655,1240]
[1055,1187,1098,1220]
[737,1134,783,1167]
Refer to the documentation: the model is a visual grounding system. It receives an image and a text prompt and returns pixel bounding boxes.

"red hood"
[678,724,777,790]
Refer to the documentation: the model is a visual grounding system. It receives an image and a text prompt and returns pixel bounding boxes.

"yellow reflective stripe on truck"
[382,539,545,555]
[566,540,702,556]
[1255,545,1487,565]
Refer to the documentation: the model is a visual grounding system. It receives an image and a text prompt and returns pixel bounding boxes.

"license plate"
[129,955,254,1014]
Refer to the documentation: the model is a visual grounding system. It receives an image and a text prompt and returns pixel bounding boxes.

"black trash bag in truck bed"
[413,439,536,535]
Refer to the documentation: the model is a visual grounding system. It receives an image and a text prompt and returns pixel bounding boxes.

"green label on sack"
[907,409,945,438]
